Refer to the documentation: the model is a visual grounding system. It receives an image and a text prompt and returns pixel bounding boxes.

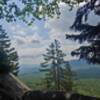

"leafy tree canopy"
[0,0,88,24]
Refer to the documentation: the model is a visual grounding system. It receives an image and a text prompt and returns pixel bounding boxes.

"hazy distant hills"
[19,60,100,79]
[70,60,100,79]
[69,60,100,70]
[76,67,100,79]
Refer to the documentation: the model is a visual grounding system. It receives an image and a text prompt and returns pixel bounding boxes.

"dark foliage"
[66,0,100,64]
[70,0,97,30]
[0,26,19,75]
[69,93,100,100]
[22,91,67,100]
[22,91,100,100]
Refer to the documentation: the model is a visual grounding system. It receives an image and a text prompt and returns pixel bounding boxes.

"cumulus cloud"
[14,3,79,64]
[18,47,46,64]
[44,3,79,60]
[2,3,80,65]
[2,21,45,65]
[7,23,42,47]
[1,1,99,66]
[45,3,76,38]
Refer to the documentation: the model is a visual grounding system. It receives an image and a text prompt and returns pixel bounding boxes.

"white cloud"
[2,22,45,65]
[16,3,79,64]
[7,22,43,47]
[17,46,46,64]
[1,1,98,66]
[2,3,80,65]
[44,3,79,61]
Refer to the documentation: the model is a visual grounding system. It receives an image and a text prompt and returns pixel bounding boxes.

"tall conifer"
[0,26,19,75]
[40,40,73,91]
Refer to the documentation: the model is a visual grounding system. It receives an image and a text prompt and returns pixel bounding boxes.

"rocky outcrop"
[0,73,100,100]
[0,73,31,100]
[22,91,100,100]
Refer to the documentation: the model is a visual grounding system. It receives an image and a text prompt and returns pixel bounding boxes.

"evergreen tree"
[66,0,100,64]
[40,40,73,92]
[0,25,19,75]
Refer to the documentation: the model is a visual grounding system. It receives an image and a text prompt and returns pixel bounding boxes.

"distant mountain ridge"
[19,60,100,79]
[76,67,100,79]
[69,60,100,70]
[19,64,40,77]
[70,60,100,79]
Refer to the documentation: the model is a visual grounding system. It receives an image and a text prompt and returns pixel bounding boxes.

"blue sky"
[1,2,100,66]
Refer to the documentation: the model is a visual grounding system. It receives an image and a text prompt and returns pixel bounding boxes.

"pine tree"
[40,40,73,92]
[0,25,19,75]
[66,0,100,64]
